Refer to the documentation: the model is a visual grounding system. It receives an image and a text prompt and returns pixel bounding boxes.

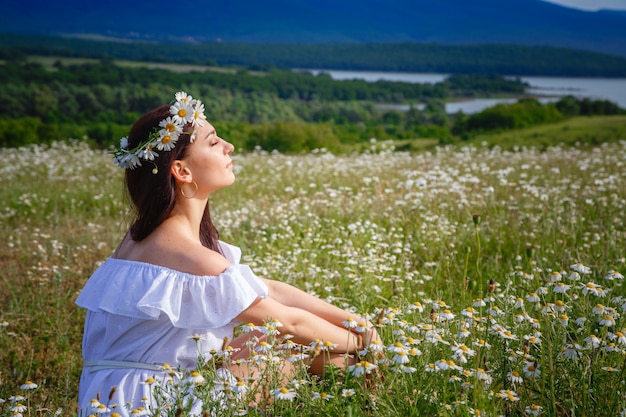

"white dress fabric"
[75,242,268,416]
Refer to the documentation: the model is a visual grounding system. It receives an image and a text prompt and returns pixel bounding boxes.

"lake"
[303,69,626,114]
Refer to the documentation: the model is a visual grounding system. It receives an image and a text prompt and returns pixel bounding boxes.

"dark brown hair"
[124,104,221,252]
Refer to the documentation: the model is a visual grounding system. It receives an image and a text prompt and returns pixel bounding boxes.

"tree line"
[0,59,623,151]
[3,33,626,77]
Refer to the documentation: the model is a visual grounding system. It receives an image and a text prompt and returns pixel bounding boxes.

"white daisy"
[170,100,195,125]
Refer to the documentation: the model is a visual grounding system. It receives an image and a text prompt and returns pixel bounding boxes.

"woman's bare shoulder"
[113,231,231,277]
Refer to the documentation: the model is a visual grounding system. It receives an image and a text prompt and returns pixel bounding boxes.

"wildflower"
[387,341,407,353]
[279,338,299,350]
[570,263,592,274]
[497,328,519,341]
[526,293,540,303]
[355,321,372,333]
[553,282,571,293]
[320,340,338,351]
[187,371,205,385]
[407,347,422,356]
[473,339,492,349]
[523,362,541,378]
[96,404,111,414]
[602,366,620,372]
[605,270,624,280]
[287,352,309,362]
[10,404,27,413]
[452,343,476,359]
[473,298,486,307]
[560,343,583,360]
[439,309,456,320]
[272,387,296,401]
[526,404,543,415]
[523,334,542,346]
[446,359,463,371]
[558,314,569,326]
[312,392,334,401]
[400,365,417,373]
[361,338,384,356]
[130,407,148,416]
[568,271,581,281]
[240,323,258,333]
[175,91,195,104]
[615,331,626,346]
[20,381,37,390]
[489,307,506,318]
[341,388,356,398]
[599,315,616,327]
[457,327,471,338]
[342,317,358,329]
[140,377,157,386]
[259,324,280,336]
[425,363,439,373]
[392,328,405,337]
[603,343,619,353]
[581,282,605,297]
[474,368,492,384]
[191,100,206,127]
[409,301,424,312]
[425,331,449,345]
[255,341,273,354]
[170,100,195,125]
[593,304,606,315]
[189,333,205,342]
[496,389,520,402]
[550,271,562,282]
[585,334,602,348]
[392,351,411,365]
[349,360,378,376]
[508,370,523,384]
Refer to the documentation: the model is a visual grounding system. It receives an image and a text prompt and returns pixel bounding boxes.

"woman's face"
[181,121,235,195]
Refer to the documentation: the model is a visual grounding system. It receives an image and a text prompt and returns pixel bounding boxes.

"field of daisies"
[1,138,625,416]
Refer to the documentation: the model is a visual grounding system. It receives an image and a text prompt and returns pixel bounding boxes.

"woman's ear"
[171,160,192,183]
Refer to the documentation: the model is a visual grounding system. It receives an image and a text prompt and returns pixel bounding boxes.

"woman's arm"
[235,296,361,354]
[260,278,381,345]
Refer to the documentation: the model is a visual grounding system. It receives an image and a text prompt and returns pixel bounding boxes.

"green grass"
[464,115,626,150]
[1,139,626,416]
[25,55,251,74]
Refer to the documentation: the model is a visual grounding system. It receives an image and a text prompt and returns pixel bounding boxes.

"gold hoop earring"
[180,181,198,199]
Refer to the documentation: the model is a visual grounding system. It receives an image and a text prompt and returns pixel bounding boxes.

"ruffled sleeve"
[219,240,241,264]
[76,258,268,329]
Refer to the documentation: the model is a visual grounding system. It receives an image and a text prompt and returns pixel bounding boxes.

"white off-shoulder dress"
[75,242,268,416]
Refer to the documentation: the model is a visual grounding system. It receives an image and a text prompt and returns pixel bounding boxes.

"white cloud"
[542,0,626,11]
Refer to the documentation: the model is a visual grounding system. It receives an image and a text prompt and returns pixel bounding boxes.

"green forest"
[3,33,626,76]
[0,52,624,152]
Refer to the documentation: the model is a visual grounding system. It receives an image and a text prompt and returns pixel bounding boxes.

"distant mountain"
[1,0,625,57]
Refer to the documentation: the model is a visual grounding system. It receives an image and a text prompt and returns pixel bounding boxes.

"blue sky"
[544,0,626,10]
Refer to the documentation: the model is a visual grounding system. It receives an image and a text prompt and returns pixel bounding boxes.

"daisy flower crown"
[113,91,207,171]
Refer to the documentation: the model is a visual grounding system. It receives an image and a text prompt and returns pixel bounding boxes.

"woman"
[76,92,379,415]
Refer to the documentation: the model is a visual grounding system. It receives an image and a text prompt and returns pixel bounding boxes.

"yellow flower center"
[162,135,171,144]
[178,109,187,117]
